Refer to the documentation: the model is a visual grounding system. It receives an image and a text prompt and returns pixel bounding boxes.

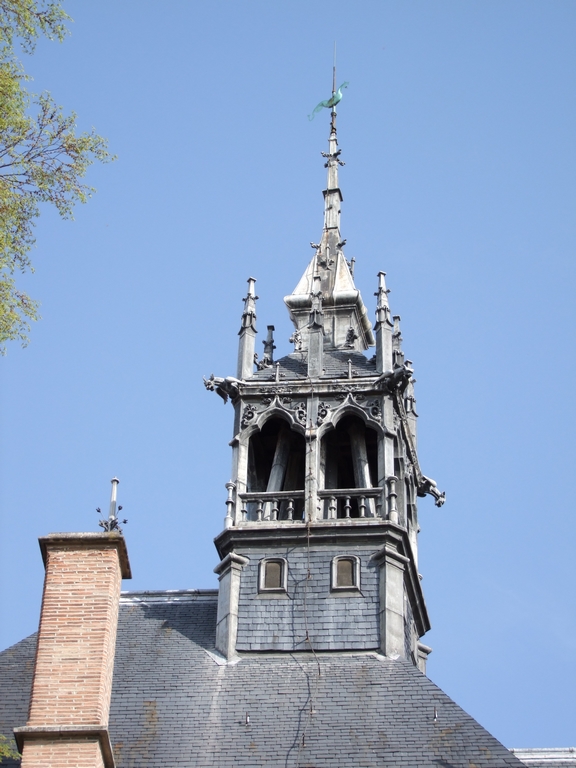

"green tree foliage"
[0,1,114,353]
[0,732,20,760]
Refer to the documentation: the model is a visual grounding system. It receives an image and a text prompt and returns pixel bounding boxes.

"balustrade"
[317,487,385,520]
[238,490,305,522]
[232,486,393,524]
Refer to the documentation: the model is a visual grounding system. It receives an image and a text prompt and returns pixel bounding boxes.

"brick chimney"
[14,532,131,768]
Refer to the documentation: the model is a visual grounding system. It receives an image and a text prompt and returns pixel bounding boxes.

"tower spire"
[237,277,258,380]
[286,75,374,353]
[321,85,343,237]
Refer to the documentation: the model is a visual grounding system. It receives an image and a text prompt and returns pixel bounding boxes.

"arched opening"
[247,418,305,519]
[321,415,378,518]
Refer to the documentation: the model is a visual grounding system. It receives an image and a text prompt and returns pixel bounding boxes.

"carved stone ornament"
[203,374,240,404]
[259,386,293,407]
[294,402,307,425]
[366,399,382,421]
[344,326,359,349]
[254,391,306,427]
[318,252,335,269]
[317,401,330,426]
[289,330,303,351]
[334,384,366,403]
[241,403,258,428]
[255,353,273,371]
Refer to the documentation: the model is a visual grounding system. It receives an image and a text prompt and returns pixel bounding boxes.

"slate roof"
[0,589,553,768]
[251,350,377,382]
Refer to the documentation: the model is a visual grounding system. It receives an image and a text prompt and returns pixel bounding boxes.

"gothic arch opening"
[321,415,378,518]
[247,417,306,519]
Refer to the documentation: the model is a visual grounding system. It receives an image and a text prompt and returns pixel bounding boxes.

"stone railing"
[317,487,385,519]
[227,482,396,527]
[237,490,306,522]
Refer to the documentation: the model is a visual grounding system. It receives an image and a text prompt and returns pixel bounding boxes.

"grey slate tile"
[0,592,529,768]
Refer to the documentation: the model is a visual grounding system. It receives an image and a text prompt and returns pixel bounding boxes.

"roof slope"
[251,350,377,382]
[1,591,528,768]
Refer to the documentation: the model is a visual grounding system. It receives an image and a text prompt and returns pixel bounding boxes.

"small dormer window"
[332,556,360,591]
[259,558,287,593]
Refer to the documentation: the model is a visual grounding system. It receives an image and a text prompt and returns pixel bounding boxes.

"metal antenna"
[97,477,128,533]
[332,41,337,94]
[109,477,119,523]
[330,41,338,132]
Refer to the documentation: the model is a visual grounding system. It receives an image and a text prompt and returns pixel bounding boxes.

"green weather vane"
[308,43,349,121]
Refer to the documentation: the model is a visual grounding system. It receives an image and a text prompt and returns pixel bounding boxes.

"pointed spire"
[237,277,258,380]
[284,77,374,353]
[375,272,391,327]
[239,277,258,333]
[321,107,344,236]
[374,272,393,373]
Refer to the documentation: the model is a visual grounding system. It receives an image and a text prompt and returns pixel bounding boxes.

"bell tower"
[204,92,444,668]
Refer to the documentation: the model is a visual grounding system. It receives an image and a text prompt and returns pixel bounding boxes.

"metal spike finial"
[333,40,337,95]
[97,477,128,533]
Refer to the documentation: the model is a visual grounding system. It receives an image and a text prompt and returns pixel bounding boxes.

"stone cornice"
[14,725,115,768]
[213,552,249,575]
[39,532,132,579]
[215,520,398,556]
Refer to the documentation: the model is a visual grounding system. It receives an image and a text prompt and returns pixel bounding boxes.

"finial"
[97,477,128,533]
[309,275,324,328]
[331,41,337,131]
[375,271,391,327]
[239,277,258,333]
[256,325,275,370]
[333,40,337,95]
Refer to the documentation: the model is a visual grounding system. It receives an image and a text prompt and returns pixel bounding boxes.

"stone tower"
[204,101,444,668]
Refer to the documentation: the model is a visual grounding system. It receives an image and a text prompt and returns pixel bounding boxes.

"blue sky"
[1,0,575,750]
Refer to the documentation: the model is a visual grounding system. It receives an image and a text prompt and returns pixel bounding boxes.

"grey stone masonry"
[205,108,444,668]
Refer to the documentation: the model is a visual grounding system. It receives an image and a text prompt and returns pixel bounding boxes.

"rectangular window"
[264,560,282,590]
[259,558,287,593]
[331,556,360,592]
[336,558,355,587]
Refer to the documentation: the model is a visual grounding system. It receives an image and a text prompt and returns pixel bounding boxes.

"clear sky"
[1,0,575,751]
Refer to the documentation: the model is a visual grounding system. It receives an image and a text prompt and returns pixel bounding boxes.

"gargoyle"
[203,374,240,404]
[417,476,446,507]
[378,364,414,394]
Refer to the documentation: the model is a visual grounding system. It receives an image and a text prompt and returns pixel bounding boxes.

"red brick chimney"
[14,532,131,768]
